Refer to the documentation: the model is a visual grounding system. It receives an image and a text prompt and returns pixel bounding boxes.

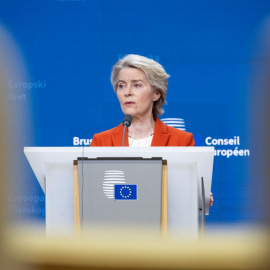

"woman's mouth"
[124,101,135,105]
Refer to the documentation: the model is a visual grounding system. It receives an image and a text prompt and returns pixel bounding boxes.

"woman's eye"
[118,84,125,89]
[134,84,142,88]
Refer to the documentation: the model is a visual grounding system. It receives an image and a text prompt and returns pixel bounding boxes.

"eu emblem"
[114,185,137,200]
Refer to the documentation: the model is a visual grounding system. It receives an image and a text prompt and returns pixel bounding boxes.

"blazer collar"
[151,118,170,146]
[112,123,129,146]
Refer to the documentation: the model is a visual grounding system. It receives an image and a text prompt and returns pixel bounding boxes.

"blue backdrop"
[1,0,269,228]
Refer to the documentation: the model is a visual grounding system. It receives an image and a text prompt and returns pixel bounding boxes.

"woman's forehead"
[118,67,147,81]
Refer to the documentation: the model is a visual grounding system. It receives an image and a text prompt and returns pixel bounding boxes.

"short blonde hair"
[111,54,170,117]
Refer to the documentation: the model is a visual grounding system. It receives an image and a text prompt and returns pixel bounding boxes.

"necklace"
[128,132,154,139]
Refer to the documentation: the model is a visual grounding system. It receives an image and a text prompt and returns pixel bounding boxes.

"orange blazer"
[91,118,195,147]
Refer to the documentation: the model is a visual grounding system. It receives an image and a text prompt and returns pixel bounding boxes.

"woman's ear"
[153,90,161,101]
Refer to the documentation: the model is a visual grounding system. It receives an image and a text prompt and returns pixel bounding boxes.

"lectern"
[24,147,214,238]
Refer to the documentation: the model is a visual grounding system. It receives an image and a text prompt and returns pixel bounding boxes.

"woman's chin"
[122,109,135,116]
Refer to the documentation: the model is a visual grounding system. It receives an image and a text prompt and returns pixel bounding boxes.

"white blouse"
[128,134,153,147]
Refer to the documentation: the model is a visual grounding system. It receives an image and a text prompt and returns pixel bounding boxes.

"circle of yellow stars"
[120,186,132,198]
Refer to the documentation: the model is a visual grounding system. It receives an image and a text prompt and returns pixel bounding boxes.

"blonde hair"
[111,54,170,117]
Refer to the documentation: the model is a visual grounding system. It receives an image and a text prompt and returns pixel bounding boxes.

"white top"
[128,134,153,147]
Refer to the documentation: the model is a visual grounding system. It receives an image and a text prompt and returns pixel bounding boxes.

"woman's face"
[116,67,160,120]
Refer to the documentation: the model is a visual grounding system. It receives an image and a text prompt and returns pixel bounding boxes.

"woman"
[91,54,213,206]
[91,54,195,147]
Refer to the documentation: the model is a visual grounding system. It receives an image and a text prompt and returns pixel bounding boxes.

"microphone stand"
[122,125,127,147]
[122,114,132,147]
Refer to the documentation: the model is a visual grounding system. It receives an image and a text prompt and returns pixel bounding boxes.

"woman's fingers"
[209,192,214,207]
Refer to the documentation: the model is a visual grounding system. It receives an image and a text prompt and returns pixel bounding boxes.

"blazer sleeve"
[90,133,101,146]
[181,132,195,146]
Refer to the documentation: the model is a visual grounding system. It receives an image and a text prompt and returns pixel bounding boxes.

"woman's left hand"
[209,192,214,207]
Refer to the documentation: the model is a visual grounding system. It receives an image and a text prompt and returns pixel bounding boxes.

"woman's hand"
[209,192,214,207]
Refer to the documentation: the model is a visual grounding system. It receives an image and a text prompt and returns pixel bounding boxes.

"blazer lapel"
[151,118,170,146]
[112,124,129,146]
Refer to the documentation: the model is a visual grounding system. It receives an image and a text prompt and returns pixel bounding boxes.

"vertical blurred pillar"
[0,35,20,270]
[250,17,270,227]
[0,44,9,270]
[0,22,33,269]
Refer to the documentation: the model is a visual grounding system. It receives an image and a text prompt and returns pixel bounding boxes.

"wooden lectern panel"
[73,161,80,233]
[161,160,168,238]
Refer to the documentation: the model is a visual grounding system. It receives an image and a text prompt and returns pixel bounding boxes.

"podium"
[24,147,214,238]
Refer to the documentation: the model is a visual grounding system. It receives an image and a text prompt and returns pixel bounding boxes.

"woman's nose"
[124,85,132,96]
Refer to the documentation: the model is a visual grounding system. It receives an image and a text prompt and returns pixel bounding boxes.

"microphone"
[122,114,132,128]
[122,114,132,146]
